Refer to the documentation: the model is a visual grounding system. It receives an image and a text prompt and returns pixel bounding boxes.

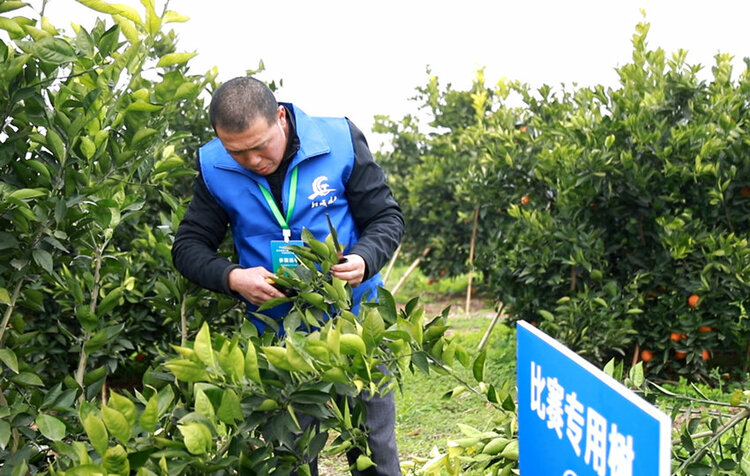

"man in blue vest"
[172,76,404,475]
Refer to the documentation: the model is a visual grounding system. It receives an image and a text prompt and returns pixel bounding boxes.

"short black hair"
[209,76,278,132]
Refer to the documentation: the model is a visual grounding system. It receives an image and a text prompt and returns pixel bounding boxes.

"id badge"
[270,240,304,273]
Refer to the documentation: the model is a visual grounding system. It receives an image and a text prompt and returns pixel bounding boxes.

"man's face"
[216,106,288,176]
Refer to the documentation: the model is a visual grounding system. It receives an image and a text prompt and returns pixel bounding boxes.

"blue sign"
[517,321,671,476]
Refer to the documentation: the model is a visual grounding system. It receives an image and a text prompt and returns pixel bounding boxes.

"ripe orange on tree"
[688,294,700,308]
[675,350,687,359]
[701,350,710,361]
[520,195,530,206]
[640,349,654,362]
[699,325,712,333]
[669,332,682,342]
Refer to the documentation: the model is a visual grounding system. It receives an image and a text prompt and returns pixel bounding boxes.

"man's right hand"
[228,267,286,306]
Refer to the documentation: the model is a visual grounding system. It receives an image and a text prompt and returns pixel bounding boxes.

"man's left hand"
[331,254,366,287]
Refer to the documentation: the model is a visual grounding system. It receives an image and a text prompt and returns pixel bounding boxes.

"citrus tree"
[0,0,233,464]
[378,21,750,381]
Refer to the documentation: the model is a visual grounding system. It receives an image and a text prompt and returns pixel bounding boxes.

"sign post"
[517,320,671,476]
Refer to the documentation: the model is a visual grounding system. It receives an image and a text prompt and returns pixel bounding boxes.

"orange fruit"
[688,294,699,308]
[669,332,682,342]
[640,349,654,362]
[520,195,530,206]
[741,186,750,198]
[701,350,710,361]
[674,351,687,359]
[699,326,712,333]
[519,125,528,133]
[439,269,447,276]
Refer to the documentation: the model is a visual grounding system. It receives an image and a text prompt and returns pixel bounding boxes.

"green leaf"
[629,361,644,388]
[538,310,554,321]
[107,392,136,426]
[126,102,162,112]
[8,188,45,200]
[36,413,66,441]
[178,422,212,455]
[164,359,208,382]
[193,322,216,370]
[355,454,375,471]
[97,288,123,316]
[0,17,25,38]
[362,308,385,349]
[141,0,160,34]
[45,128,66,161]
[139,395,159,433]
[217,339,244,383]
[244,343,261,384]
[173,81,199,101]
[80,136,96,159]
[0,419,10,450]
[376,287,397,324]
[0,232,19,251]
[84,330,109,353]
[0,288,9,305]
[0,349,19,373]
[83,413,109,456]
[162,10,189,23]
[103,444,130,476]
[11,371,43,387]
[32,248,54,274]
[217,389,242,425]
[74,0,143,24]
[35,37,77,64]
[156,52,197,67]
[132,127,157,146]
[101,406,130,443]
[0,2,28,15]
[472,350,486,382]
[262,346,294,371]
[83,365,108,386]
[194,388,215,420]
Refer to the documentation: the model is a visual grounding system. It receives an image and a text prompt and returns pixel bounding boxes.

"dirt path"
[418,293,498,319]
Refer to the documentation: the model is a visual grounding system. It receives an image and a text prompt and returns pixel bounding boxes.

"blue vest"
[198,104,382,327]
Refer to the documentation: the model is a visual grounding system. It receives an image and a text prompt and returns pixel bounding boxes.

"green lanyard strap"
[258,167,298,241]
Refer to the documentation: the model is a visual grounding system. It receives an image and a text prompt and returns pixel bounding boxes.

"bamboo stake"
[382,243,402,286]
[478,302,506,351]
[465,205,480,314]
[391,246,431,296]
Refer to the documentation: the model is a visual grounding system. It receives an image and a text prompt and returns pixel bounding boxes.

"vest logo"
[307,176,336,200]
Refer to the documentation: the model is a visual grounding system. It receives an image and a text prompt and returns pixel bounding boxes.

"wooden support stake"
[465,205,480,314]
[382,243,402,286]
[391,246,431,296]
[478,302,506,351]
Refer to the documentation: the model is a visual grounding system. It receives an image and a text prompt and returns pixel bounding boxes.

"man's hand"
[331,254,366,287]
[228,266,286,306]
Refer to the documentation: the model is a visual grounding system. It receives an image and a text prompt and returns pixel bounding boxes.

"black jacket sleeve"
[345,120,405,280]
[171,169,240,296]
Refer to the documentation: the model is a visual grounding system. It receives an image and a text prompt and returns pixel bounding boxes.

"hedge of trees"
[376,21,750,381]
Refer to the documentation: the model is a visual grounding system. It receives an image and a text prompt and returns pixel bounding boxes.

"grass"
[395,317,516,463]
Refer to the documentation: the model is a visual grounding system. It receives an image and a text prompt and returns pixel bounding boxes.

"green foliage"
[377,21,750,382]
[0,229,498,474]
[0,0,228,470]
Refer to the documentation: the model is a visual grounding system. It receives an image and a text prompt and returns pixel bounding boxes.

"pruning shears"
[326,213,348,263]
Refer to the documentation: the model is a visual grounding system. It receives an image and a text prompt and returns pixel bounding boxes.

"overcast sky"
[36,1,750,144]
